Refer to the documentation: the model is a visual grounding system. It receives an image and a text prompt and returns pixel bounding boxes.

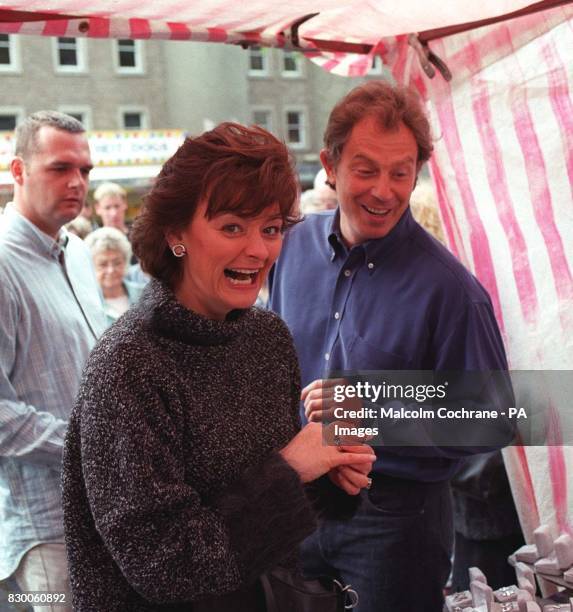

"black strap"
[59,250,98,341]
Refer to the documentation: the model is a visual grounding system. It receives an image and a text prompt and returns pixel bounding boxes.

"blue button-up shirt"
[269,208,509,482]
[0,208,107,579]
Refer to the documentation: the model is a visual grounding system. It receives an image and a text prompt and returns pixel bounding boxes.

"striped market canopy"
[2,0,573,553]
[0,0,569,77]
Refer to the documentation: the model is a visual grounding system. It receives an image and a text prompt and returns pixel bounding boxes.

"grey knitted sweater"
[62,280,319,611]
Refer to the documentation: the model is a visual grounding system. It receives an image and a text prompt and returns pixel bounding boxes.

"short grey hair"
[84,227,132,264]
[93,182,127,202]
[65,216,93,240]
[15,110,85,160]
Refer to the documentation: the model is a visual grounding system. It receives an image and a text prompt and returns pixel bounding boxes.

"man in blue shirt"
[0,111,106,610]
[269,81,510,611]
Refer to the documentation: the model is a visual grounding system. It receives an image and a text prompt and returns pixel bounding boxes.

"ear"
[319,149,337,190]
[165,230,183,249]
[10,157,25,186]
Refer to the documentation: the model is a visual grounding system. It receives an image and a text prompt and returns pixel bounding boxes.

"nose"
[244,231,270,260]
[371,173,392,201]
[67,169,85,189]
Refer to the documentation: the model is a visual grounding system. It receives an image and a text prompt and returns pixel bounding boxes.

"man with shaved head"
[0,111,106,610]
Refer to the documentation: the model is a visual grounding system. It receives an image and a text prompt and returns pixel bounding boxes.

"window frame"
[0,106,24,132]
[251,106,275,134]
[58,105,93,130]
[52,37,88,73]
[283,106,308,150]
[281,51,303,78]
[248,46,269,77]
[0,34,21,73]
[113,39,145,75]
[118,106,149,130]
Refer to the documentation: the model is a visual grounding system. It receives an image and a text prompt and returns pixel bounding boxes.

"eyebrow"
[47,160,94,171]
[351,154,416,166]
[216,211,284,220]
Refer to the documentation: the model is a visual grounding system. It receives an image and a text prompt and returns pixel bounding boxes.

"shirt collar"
[327,206,416,269]
[4,208,69,261]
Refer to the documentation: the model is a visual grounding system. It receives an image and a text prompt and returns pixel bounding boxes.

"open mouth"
[224,268,260,285]
[362,205,391,217]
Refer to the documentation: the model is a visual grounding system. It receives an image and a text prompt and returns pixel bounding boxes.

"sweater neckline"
[141,279,253,346]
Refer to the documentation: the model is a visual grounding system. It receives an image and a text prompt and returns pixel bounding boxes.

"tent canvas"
[2,0,573,556]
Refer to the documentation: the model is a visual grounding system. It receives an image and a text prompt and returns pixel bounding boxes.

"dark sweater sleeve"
[75,361,315,604]
[211,452,316,584]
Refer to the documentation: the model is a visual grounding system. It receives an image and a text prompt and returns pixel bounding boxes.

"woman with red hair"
[62,123,375,612]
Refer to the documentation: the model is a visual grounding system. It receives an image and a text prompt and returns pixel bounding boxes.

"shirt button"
[368,262,375,269]
[334,312,340,320]
[325,353,330,361]
[344,269,351,277]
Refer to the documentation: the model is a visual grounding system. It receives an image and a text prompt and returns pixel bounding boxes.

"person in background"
[300,168,338,214]
[62,122,375,612]
[409,177,445,244]
[269,81,511,612]
[77,198,98,231]
[84,226,144,326]
[93,181,129,234]
[0,110,106,611]
[65,214,92,239]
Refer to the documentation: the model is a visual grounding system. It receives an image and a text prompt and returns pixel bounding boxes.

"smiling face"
[168,201,284,320]
[93,248,127,298]
[321,115,419,248]
[11,126,92,238]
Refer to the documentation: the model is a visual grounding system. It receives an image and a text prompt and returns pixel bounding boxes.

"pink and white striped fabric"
[400,5,573,545]
[0,0,545,50]
[1,0,572,547]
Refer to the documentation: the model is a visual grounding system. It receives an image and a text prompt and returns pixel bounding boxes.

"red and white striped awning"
[0,1,570,77]
[2,0,573,548]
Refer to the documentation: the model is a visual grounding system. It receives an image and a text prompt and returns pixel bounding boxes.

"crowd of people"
[0,81,519,612]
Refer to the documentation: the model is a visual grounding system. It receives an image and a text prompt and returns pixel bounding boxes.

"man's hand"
[302,378,362,423]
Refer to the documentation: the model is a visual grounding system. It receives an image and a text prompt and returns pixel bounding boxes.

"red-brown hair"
[323,80,433,169]
[131,122,301,289]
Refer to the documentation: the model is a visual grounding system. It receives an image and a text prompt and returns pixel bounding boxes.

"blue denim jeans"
[301,474,453,612]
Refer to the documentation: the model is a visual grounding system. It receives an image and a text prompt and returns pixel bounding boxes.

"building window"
[248,46,268,76]
[285,109,307,149]
[58,106,92,130]
[0,114,17,131]
[119,107,148,130]
[123,112,143,129]
[281,51,302,77]
[53,37,87,72]
[252,109,273,133]
[0,35,9,65]
[114,39,144,73]
[0,34,21,72]
[0,108,23,131]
